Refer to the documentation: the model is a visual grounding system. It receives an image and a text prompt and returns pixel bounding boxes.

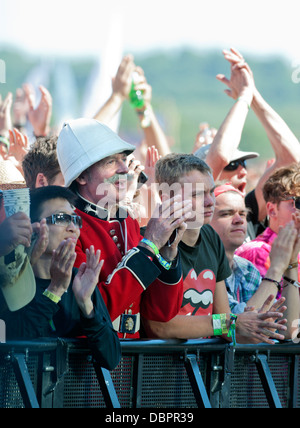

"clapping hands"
[72,246,104,318]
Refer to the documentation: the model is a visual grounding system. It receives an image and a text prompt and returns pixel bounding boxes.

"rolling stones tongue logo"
[180,269,216,316]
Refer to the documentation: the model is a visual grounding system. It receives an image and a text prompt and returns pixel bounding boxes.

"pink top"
[235,227,300,281]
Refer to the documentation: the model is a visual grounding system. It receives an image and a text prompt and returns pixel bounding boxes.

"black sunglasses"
[45,213,83,229]
[224,159,247,172]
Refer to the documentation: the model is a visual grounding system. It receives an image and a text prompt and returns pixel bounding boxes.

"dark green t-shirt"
[178,225,231,317]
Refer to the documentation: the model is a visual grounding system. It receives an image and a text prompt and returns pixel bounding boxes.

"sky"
[0,0,300,63]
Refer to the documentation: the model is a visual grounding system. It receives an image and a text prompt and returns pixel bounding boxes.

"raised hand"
[30,219,49,266]
[216,49,255,103]
[72,246,104,318]
[23,84,52,137]
[111,55,135,101]
[48,239,77,297]
[0,212,33,256]
[0,92,13,138]
[143,195,192,261]
[8,128,29,164]
[269,221,300,273]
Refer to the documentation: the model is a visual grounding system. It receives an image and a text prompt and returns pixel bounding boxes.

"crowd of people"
[0,47,300,372]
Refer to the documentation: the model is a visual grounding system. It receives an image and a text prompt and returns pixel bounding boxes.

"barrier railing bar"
[93,364,121,408]
[2,339,300,408]
[184,354,212,408]
[289,354,299,409]
[255,354,282,409]
[218,345,235,408]
[132,354,143,408]
[232,341,300,354]
[11,352,40,409]
[38,351,55,408]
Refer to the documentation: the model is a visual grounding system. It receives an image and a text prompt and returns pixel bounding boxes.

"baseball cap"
[0,249,36,312]
[214,183,244,198]
[57,119,136,188]
[195,144,259,163]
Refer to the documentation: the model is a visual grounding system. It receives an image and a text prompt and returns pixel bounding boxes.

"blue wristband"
[141,238,172,271]
[141,238,159,255]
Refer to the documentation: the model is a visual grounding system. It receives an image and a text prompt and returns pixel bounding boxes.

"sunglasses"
[224,159,247,172]
[284,196,300,210]
[45,213,83,229]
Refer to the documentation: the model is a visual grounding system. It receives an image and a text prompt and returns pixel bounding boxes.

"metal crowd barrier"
[0,338,299,408]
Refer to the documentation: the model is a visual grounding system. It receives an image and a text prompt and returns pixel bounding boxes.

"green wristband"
[212,314,228,336]
[227,314,238,346]
[141,238,159,255]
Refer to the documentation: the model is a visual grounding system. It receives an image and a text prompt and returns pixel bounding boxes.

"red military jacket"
[74,195,183,339]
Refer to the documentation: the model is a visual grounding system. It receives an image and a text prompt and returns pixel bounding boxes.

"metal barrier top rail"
[1,338,300,408]
[2,336,298,352]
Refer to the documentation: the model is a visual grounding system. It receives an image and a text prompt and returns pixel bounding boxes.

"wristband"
[156,253,172,271]
[212,314,228,336]
[141,238,159,255]
[287,262,298,270]
[227,314,238,346]
[283,276,300,289]
[43,289,61,304]
[141,238,172,270]
[262,277,282,293]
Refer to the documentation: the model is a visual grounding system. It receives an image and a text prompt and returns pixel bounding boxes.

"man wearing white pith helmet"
[57,119,190,339]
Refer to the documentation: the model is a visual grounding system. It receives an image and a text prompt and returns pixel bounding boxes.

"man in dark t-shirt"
[142,154,288,345]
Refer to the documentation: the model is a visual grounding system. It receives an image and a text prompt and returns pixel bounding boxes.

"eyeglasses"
[224,160,247,172]
[45,213,83,229]
[284,196,300,210]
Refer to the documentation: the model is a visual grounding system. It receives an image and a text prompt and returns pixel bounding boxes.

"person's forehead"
[40,198,75,217]
[99,152,128,163]
[179,170,214,186]
[216,191,245,208]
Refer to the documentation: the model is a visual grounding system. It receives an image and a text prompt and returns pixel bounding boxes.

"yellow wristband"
[43,289,61,304]
[212,314,229,336]
[220,313,228,335]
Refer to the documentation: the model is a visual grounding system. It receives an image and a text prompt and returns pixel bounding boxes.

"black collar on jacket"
[75,192,128,223]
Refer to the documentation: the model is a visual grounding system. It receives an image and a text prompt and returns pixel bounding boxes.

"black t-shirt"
[178,225,231,317]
